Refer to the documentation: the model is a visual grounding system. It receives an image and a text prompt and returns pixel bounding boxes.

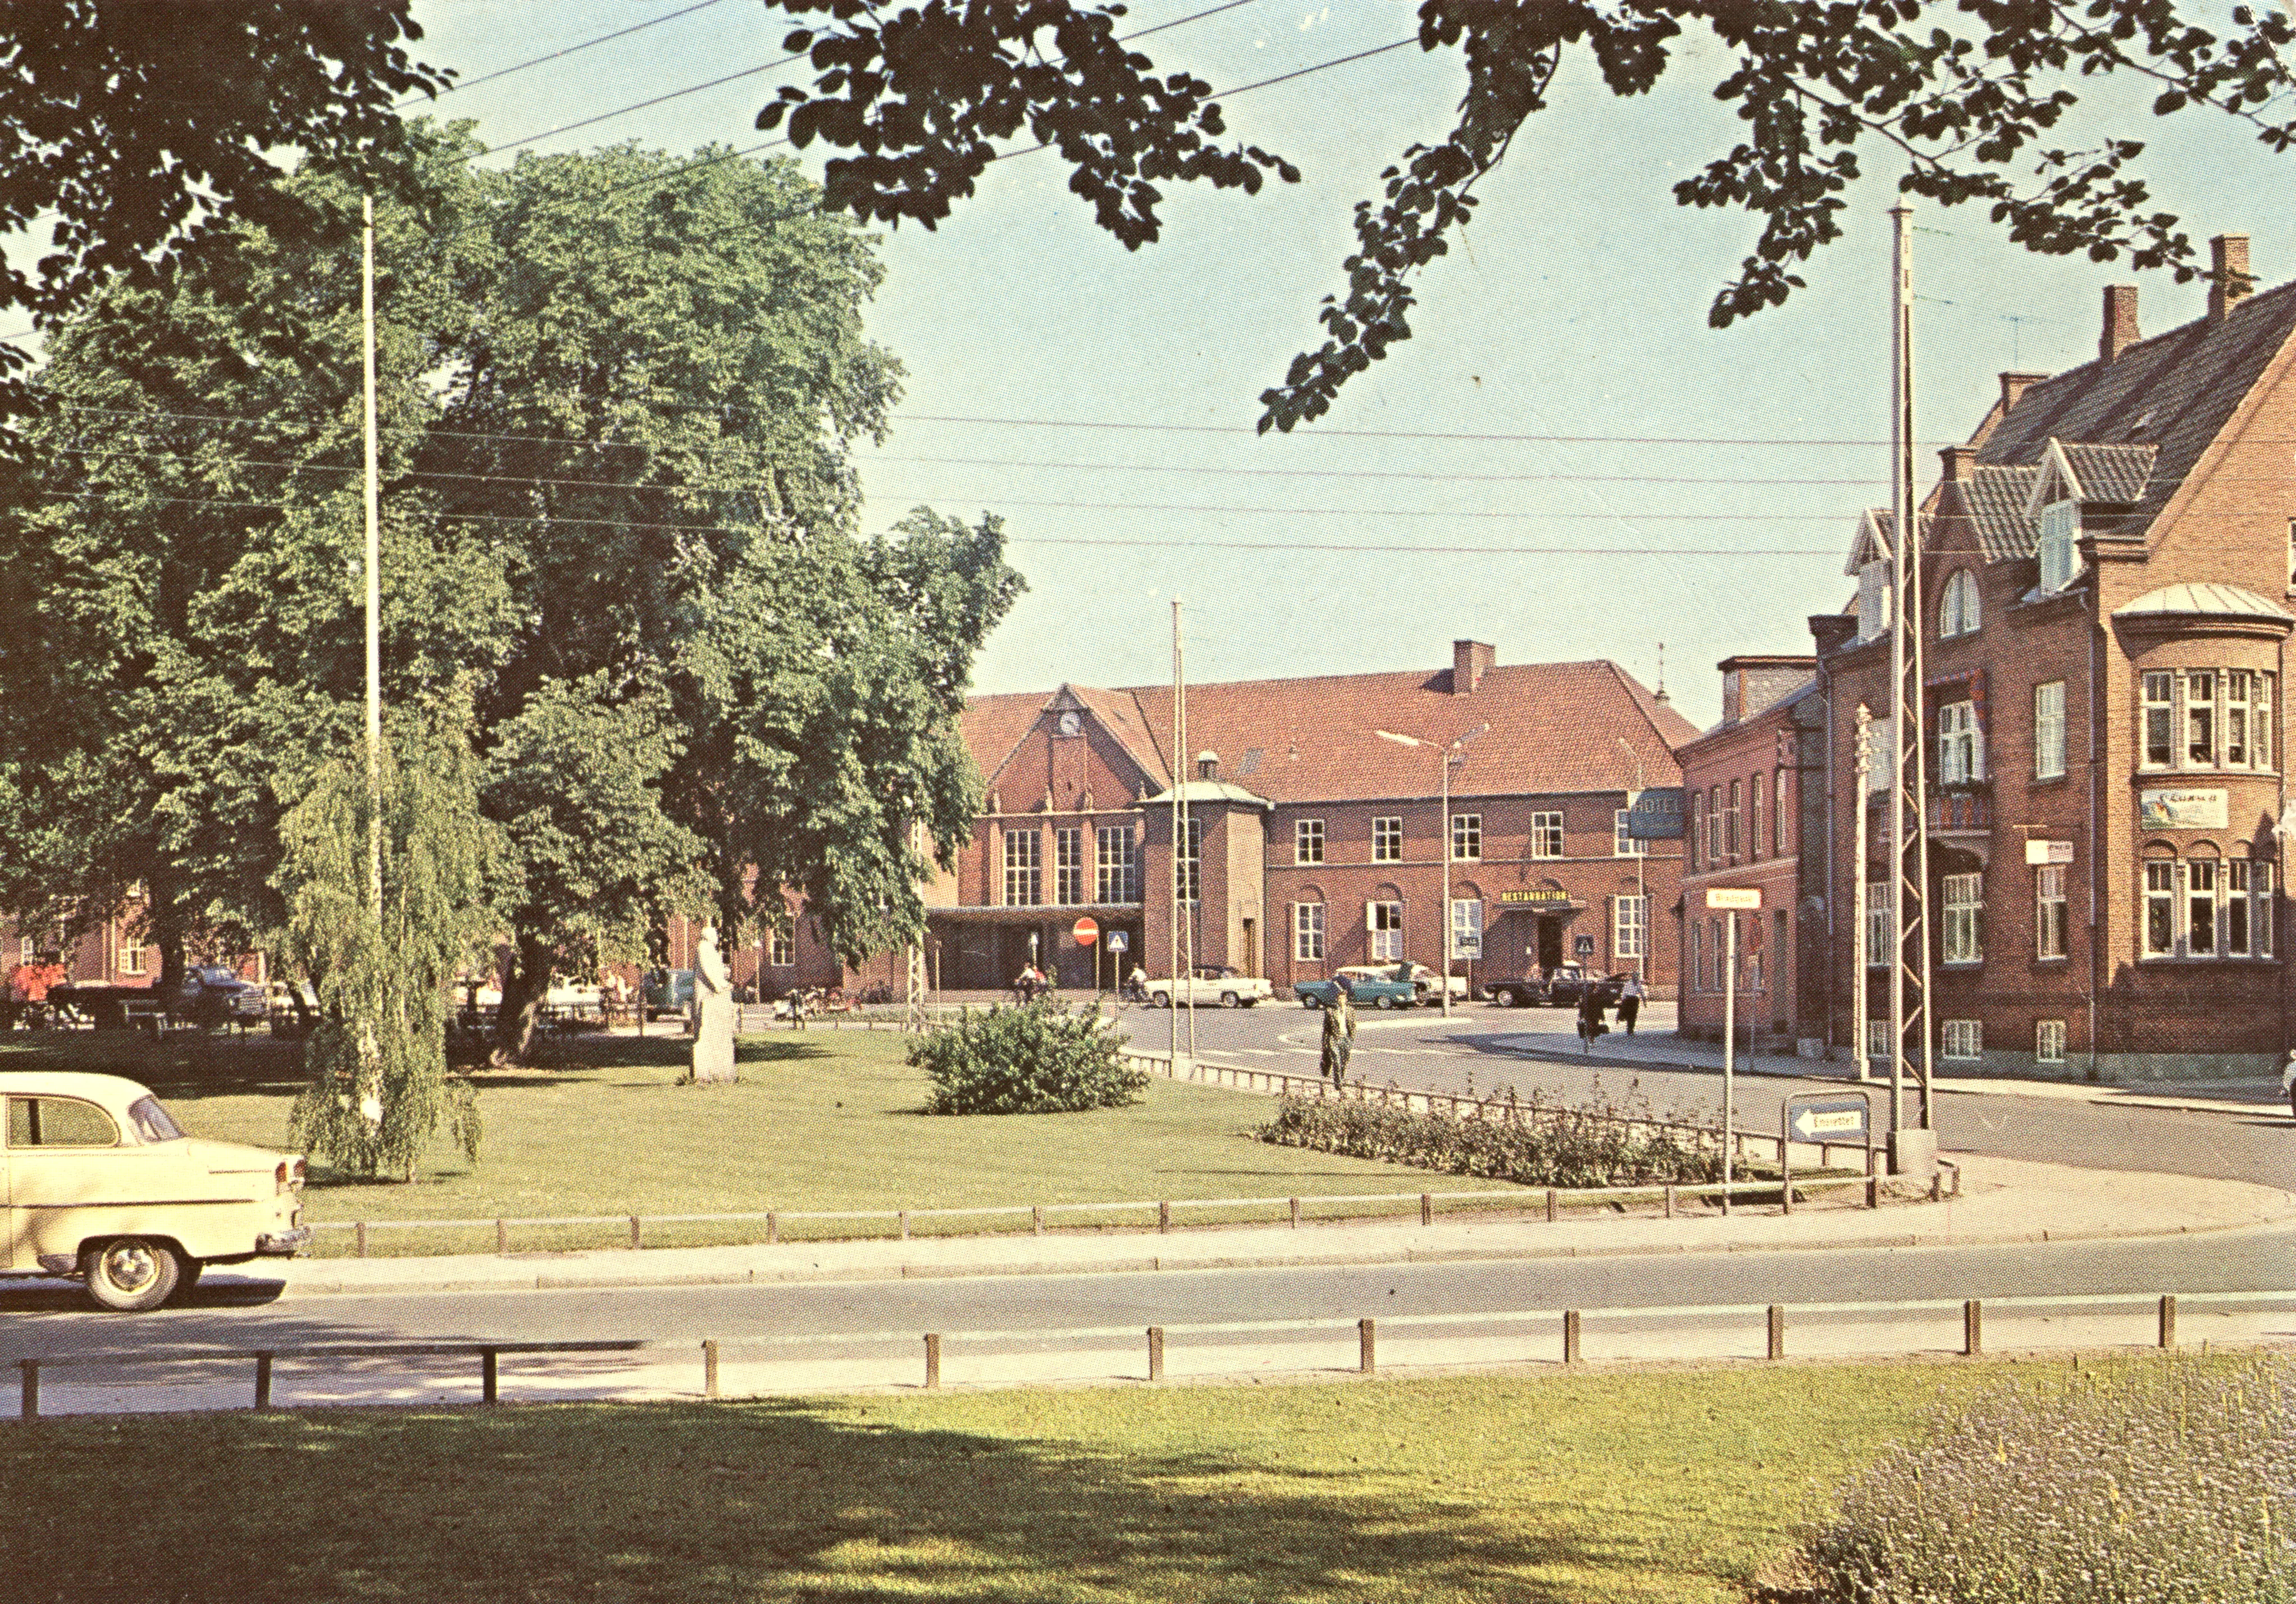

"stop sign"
[1072,916,1099,946]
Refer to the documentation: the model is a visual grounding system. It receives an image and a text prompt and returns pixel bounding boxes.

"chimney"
[1451,639,1494,695]
[1196,751,1218,781]
[1999,371,2047,416]
[2209,234,2253,323]
[2099,284,2139,362]
[1938,445,1979,484]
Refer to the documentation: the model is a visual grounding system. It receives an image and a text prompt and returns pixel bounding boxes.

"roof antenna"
[1653,642,1669,704]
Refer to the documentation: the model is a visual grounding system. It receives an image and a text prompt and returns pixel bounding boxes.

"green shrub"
[910,1000,1147,1114]
[1800,1354,2296,1603]
[1259,1078,1721,1187]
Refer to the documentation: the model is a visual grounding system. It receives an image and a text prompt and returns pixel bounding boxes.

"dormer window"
[1939,569,1980,637]
[1856,558,1892,642]
[2039,500,2080,593]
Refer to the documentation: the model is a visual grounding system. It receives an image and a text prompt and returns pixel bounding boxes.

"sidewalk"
[257,1151,2296,1301]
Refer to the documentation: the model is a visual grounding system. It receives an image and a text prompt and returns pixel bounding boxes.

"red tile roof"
[967,659,1694,805]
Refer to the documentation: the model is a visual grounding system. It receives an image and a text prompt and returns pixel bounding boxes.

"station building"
[917,641,1696,999]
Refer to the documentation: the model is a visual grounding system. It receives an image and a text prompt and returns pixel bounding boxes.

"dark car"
[169,965,268,1029]
[1482,974,1551,1009]
[1542,964,1627,1010]
[643,968,695,1020]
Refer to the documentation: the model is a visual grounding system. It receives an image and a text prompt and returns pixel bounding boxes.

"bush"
[910,999,1147,1114]
[1258,1078,1722,1187]
[1800,1354,2296,1603]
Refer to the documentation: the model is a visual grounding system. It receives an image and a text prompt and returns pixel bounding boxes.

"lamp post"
[1375,723,1488,1017]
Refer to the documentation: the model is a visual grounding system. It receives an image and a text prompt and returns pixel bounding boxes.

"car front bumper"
[256,1226,313,1257]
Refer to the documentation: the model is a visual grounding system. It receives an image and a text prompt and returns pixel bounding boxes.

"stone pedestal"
[1889,1125,1938,1178]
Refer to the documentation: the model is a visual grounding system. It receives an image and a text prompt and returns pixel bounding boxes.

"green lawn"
[0,1029,1533,1254]
[0,1358,2038,1604]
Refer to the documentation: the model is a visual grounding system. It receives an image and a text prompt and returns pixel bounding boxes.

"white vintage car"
[1,1070,310,1310]
[1141,965,1275,1008]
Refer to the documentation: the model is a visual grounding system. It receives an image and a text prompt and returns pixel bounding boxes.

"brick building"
[1811,235,2296,1081]
[924,642,1696,998]
[1675,655,1827,1050]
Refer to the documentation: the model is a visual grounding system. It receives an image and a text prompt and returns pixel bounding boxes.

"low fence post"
[1032,1205,1044,1236]
[254,1352,274,1410]
[496,1218,508,1255]
[766,1211,778,1245]
[629,1215,642,1251]
[1766,1305,1785,1361]
[899,1210,910,1241]
[1546,1188,1558,1224]
[1147,1326,1165,1382]
[1664,1184,1676,1219]
[923,1333,942,1390]
[1562,1310,1582,1366]
[2158,1293,2177,1350]
[704,1340,721,1400]
[481,1348,500,1405]
[1962,1299,1983,1357]
[18,1358,36,1421]
[1420,1193,1432,1227]
[356,1221,368,1259]
[1158,1201,1170,1234]
[1358,1317,1376,1375]
[1289,1197,1301,1229]
[1865,1176,1880,1210]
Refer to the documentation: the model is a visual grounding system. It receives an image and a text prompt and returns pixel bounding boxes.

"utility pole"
[1887,203,1936,1165]
[1170,600,1191,1069]
[1852,704,1872,1082]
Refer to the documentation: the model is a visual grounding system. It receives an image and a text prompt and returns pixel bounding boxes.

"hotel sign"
[1624,787,1686,839]
[2139,789,2229,830]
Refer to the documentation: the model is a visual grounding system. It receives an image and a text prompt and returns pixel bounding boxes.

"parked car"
[1294,967,1418,1010]
[1542,964,1627,1010]
[1141,965,1274,1008]
[0,1069,310,1310]
[643,968,695,1020]
[544,977,603,1017]
[1481,973,1551,1009]
[167,964,268,1029]
[1340,962,1466,1005]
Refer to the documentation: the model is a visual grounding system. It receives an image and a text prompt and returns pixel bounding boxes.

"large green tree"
[753,0,2296,429]
[2,123,1021,1075]
[0,0,447,426]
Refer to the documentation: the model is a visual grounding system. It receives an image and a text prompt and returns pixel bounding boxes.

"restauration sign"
[1497,888,1575,904]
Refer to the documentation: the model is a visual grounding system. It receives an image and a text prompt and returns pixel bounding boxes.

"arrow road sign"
[1787,1099,1870,1143]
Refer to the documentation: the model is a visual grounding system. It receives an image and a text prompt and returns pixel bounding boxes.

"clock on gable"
[1056,711,1081,737]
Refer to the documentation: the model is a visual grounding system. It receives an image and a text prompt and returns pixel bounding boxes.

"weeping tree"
[280,705,493,1181]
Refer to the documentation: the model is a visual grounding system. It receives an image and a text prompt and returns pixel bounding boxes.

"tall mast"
[1887,203,1933,1140]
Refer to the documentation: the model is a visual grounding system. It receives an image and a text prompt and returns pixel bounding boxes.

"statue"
[688,923,737,1084]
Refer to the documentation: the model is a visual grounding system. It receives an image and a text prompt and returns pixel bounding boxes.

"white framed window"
[2035,1019,2067,1064]
[2033,680,2066,780]
[2144,858,2176,956]
[1688,793,1702,870]
[1293,901,1325,962]
[2140,668,2274,771]
[1706,786,1722,862]
[1450,813,1482,862]
[16,935,31,964]
[1096,825,1139,903]
[1366,900,1402,962]
[1179,817,1202,904]
[2035,864,2068,960]
[1449,897,1482,961]
[2038,499,2079,594]
[1939,568,1980,636]
[2142,671,2175,768]
[2143,853,2274,960]
[1748,774,1764,862]
[1865,1016,1893,1060]
[1372,816,1403,863]
[1938,701,1984,785]
[1942,1019,1984,1061]
[1613,895,1646,960]
[117,945,147,977]
[1943,871,1983,964]
[1530,812,1564,859]
[769,929,795,967]
[1726,780,1741,860]
[1866,882,1893,965]
[1614,808,1647,858]
[1002,830,1042,906]
[2188,855,2220,955]
[1857,557,1892,642]
[2229,858,2272,956]
[1294,818,1324,865]
[1054,827,1086,905]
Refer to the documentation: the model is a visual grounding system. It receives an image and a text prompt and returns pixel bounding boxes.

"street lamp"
[1375,723,1488,1017]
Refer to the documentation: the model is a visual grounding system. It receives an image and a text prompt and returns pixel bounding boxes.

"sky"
[392,1,2296,730]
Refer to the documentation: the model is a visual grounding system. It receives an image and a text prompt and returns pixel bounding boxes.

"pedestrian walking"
[1319,982,1355,1087]
[1577,983,1607,1053]
[1618,973,1644,1036]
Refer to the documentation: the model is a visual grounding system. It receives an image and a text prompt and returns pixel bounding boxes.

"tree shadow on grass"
[2,1396,1628,1604]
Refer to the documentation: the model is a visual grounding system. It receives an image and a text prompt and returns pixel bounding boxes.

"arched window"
[1938,569,1980,637]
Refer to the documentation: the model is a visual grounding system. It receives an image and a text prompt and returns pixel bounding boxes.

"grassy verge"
[0,1355,2112,1604]
[0,1030,1538,1254]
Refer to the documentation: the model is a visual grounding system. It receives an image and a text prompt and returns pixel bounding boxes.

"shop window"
[1294,818,1324,865]
[1292,902,1325,962]
[2033,680,2066,780]
[1942,1019,1984,1061]
[1450,813,1481,862]
[1372,816,1402,863]
[1530,813,1564,859]
[2035,1019,2067,1064]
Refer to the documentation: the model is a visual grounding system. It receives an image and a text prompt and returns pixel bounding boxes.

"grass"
[0,1356,2057,1604]
[0,1029,1538,1255]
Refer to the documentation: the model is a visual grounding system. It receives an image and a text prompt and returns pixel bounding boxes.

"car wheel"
[1220,991,1240,1009]
[1508,990,1528,1008]
[1375,994,1396,1010]
[1302,996,1322,1009]
[82,1237,182,1313]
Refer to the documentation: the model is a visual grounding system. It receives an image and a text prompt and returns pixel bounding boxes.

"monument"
[689,922,737,1084]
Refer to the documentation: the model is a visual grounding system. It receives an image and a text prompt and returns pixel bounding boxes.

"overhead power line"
[397,0,736,109]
